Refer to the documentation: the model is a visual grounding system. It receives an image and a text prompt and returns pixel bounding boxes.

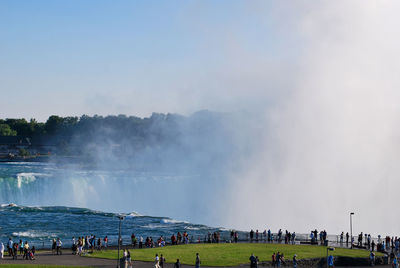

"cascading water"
[0,161,235,248]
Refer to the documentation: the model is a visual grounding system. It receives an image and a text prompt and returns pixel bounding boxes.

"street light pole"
[117,215,125,268]
[350,212,354,249]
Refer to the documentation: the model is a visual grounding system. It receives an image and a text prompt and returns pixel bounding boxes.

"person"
[52,238,56,254]
[249,253,257,268]
[23,241,29,260]
[139,236,143,248]
[281,253,286,265]
[276,252,281,267]
[155,254,161,268]
[393,257,398,268]
[175,258,181,268]
[97,237,102,251]
[127,250,132,266]
[104,236,108,248]
[12,242,18,260]
[160,254,166,268]
[0,242,4,259]
[293,254,297,268]
[328,254,334,267]
[19,240,24,256]
[28,247,35,260]
[56,238,62,255]
[272,252,276,267]
[369,251,375,266]
[120,249,128,268]
[195,253,201,268]
[8,238,13,257]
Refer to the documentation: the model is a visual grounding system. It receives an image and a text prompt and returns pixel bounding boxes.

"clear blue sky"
[0,1,301,121]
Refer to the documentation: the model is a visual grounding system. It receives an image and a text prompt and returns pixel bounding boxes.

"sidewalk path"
[0,251,391,268]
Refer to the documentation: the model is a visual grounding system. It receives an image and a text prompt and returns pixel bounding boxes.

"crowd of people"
[2,228,400,267]
[0,238,36,260]
[248,229,297,244]
[71,235,108,255]
[249,252,300,268]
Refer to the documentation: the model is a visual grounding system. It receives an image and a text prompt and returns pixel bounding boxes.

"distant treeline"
[0,113,212,140]
[0,111,234,170]
[0,114,181,138]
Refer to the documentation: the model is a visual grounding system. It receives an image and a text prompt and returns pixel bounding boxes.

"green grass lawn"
[87,243,381,266]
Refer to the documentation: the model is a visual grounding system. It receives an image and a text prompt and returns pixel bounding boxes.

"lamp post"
[326,247,335,268]
[350,212,354,249]
[117,215,125,268]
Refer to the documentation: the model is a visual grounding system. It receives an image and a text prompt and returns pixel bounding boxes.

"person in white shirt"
[0,242,4,259]
[155,254,161,268]
[56,238,63,255]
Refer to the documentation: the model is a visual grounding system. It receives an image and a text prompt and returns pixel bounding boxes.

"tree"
[44,115,64,135]
[0,124,17,136]
[4,118,30,136]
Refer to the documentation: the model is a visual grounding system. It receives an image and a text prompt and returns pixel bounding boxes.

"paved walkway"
[0,251,391,267]
[0,251,115,267]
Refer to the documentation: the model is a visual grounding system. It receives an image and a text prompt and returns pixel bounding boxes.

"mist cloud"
[221,1,400,236]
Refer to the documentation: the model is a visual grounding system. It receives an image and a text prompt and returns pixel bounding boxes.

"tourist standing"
[127,250,132,265]
[175,259,181,268]
[195,253,201,268]
[393,257,398,268]
[160,254,166,268]
[52,238,56,254]
[23,241,29,259]
[0,242,4,259]
[249,253,257,268]
[272,253,276,267]
[8,238,13,257]
[104,236,108,248]
[293,254,297,268]
[19,240,24,256]
[369,251,375,266]
[155,254,161,268]
[56,238,62,255]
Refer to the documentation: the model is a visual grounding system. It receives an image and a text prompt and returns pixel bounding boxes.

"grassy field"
[88,243,381,266]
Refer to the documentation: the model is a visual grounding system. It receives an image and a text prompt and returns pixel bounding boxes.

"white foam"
[12,230,56,238]
[126,211,143,217]
[1,203,18,208]
[160,218,188,224]
[184,226,201,230]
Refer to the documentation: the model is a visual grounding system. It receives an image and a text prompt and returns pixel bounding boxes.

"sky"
[1,1,400,235]
[0,1,294,121]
